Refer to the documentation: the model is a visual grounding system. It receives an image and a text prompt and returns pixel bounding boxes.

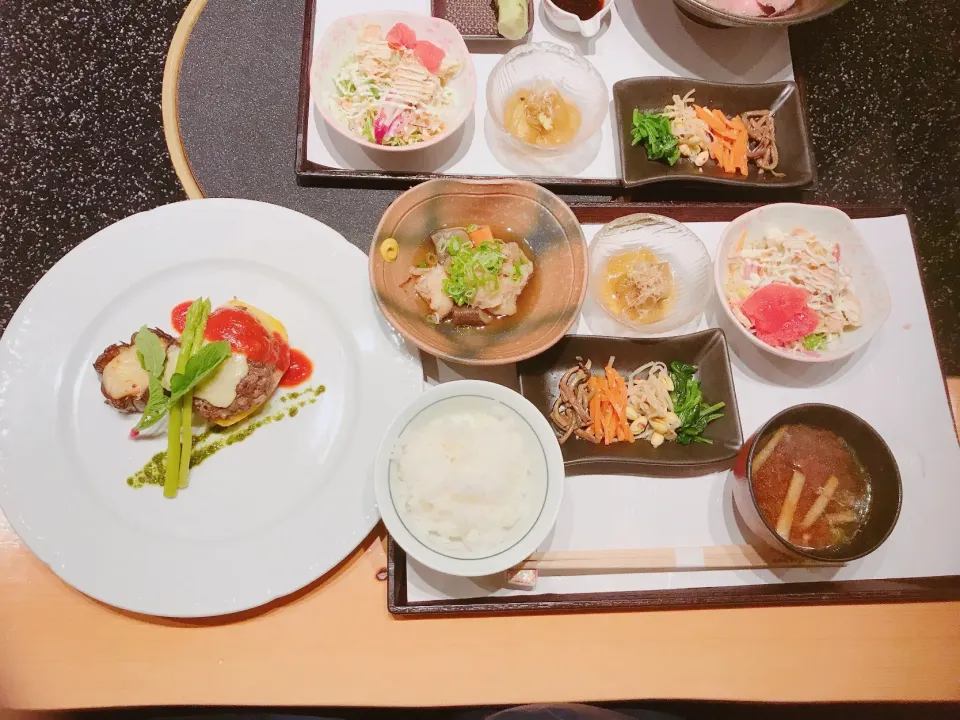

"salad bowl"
[715,204,891,364]
[310,12,477,153]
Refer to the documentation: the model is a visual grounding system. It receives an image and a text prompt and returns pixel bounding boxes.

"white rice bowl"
[374,380,565,578]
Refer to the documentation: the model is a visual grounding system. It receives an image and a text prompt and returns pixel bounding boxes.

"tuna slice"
[414,40,445,74]
[740,283,819,347]
[386,23,417,50]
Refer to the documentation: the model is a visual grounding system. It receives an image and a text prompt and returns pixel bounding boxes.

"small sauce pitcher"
[542,0,613,38]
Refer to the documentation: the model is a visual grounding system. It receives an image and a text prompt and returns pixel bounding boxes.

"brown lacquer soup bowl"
[732,403,902,563]
[370,178,588,366]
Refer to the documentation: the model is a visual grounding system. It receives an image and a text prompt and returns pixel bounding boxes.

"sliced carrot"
[589,378,602,439]
[730,116,748,176]
[735,229,748,253]
[602,407,616,445]
[468,225,494,246]
[694,105,728,135]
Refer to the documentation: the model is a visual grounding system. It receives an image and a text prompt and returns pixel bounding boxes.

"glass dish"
[486,42,608,157]
[588,214,713,334]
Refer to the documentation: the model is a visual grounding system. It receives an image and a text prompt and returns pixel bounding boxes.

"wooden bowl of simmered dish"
[732,404,902,563]
[370,178,588,366]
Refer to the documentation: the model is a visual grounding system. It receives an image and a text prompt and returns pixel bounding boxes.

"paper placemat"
[304,0,794,180]
[406,215,960,602]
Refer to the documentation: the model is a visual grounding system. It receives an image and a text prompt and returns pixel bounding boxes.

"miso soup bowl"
[732,404,902,563]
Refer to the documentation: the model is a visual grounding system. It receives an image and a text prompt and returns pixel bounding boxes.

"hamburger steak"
[94,328,284,423]
[193,360,282,422]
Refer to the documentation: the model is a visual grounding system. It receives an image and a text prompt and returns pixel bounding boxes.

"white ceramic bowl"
[589,214,713,334]
[486,42,608,157]
[310,12,476,153]
[715,204,891,363]
[375,380,565,578]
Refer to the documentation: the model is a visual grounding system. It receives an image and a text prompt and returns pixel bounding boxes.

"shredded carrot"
[575,364,635,445]
[735,229,748,253]
[696,106,748,176]
[694,105,725,134]
[731,115,749,176]
[589,377,602,439]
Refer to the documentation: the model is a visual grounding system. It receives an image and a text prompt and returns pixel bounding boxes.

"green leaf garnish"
[168,341,232,405]
[801,333,828,351]
[135,375,169,432]
[133,327,169,432]
[630,110,680,166]
[135,326,166,377]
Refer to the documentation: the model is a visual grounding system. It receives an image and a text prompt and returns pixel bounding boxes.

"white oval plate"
[374,380,564,578]
[0,199,422,617]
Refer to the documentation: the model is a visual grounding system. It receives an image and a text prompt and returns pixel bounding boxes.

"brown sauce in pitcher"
[552,0,606,20]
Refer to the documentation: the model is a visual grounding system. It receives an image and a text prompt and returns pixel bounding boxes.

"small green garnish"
[511,262,524,282]
[801,333,828,351]
[441,239,506,307]
[465,224,479,233]
[668,361,725,445]
[630,110,680,166]
[167,341,232,405]
[133,327,169,432]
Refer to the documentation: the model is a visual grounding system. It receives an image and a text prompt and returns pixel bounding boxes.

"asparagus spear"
[163,299,210,498]
[177,300,212,489]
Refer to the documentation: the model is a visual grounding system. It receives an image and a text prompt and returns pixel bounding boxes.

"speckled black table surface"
[1,0,958,370]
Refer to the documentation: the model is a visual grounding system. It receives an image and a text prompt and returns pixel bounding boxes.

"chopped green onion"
[441,240,506,307]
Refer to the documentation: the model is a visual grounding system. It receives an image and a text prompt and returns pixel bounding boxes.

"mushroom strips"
[743,110,784,177]
[550,358,597,444]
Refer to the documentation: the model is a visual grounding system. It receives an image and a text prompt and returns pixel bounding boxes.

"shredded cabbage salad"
[327,24,462,147]
[725,227,862,354]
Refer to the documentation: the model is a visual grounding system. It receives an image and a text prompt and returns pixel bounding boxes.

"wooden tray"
[386,201,960,617]
[294,0,619,192]
[294,0,798,192]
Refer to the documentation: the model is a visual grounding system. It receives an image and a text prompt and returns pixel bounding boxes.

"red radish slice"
[413,40,445,74]
[386,23,417,50]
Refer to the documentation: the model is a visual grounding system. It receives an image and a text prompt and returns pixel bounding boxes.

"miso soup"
[751,424,871,549]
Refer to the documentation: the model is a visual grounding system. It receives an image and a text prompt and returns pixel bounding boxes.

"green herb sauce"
[126,384,326,489]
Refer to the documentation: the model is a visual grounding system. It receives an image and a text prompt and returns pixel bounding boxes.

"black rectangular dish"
[431,0,533,42]
[613,78,815,189]
[518,331,743,475]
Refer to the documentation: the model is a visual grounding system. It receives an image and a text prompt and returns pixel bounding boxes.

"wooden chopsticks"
[515,545,837,573]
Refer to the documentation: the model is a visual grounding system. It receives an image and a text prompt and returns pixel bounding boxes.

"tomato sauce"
[202,306,290,371]
[171,300,193,334]
[280,348,313,387]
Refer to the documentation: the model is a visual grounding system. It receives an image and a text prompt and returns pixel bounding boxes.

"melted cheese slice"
[162,345,250,409]
[102,346,149,399]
